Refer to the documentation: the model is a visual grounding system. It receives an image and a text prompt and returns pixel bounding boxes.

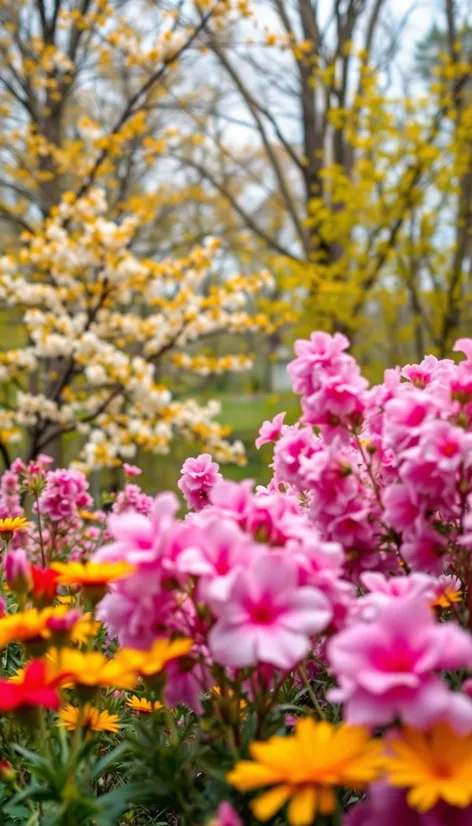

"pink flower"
[287,331,351,397]
[328,596,472,731]
[383,390,439,453]
[346,783,472,826]
[176,516,260,608]
[209,551,332,670]
[164,654,210,714]
[453,338,472,362]
[255,412,286,449]
[178,454,222,511]
[401,523,447,574]
[208,803,242,826]
[46,608,82,635]
[210,479,254,522]
[38,468,92,522]
[113,483,153,516]
[97,589,177,649]
[402,355,454,389]
[383,483,421,532]
[122,463,142,477]
[272,426,320,488]
[4,549,32,593]
[353,572,436,621]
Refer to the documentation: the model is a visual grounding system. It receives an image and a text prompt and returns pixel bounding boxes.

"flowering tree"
[0,0,276,469]
[174,0,472,371]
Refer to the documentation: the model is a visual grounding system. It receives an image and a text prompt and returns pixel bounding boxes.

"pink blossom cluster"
[112,483,154,516]
[89,331,472,736]
[178,453,222,510]
[38,468,93,523]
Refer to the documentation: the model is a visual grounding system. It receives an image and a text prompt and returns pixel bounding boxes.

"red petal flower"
[0,661,62,711]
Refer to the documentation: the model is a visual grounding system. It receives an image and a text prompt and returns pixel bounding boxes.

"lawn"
[136,391,301,496]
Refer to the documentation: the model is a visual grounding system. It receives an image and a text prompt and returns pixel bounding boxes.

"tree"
[0,0,277,469]
[170,0,472,373]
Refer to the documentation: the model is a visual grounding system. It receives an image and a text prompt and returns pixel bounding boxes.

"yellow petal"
[318,786,336,815]
[227,762,284,791]
[251,784,292,822]
[407,783,440,813]
[287,786,317,826]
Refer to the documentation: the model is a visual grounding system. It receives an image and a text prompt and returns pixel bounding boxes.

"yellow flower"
[70,612,100,644]
[0,517,29,534]
[58,703,120,733]
[382,724,472,812]
[7,667,26,683]
[51,561,135,588]
[431,584,462,609]
[47,648,137,690]
[126,695,162,713]
[227,718,382,825]
[212,685,247,715]
[0,607,88,650]
[117,638,193,678]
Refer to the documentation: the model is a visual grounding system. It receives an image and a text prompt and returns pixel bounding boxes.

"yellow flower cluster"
[228,720,472,824]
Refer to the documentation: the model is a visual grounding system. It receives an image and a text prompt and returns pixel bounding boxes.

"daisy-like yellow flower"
[0,607,90,651]
[126,695,162,713]
[79,511,101,522]
[70,612,100,645]
[212,685,247,716]
[0,517,29,535]
[116,638,193,678]
[51,561,135,588]
[58,703,120,733]
[431,584,463,609]
[227,718,383,826]
[47,648,137,690]
[382,724,472,812]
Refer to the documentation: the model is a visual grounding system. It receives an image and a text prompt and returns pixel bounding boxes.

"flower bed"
[1,331,472,825]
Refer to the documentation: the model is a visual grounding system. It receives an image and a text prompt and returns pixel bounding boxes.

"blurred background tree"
[0,0,471,492]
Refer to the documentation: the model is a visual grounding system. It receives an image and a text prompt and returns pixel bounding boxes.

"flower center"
[248,596,278,625]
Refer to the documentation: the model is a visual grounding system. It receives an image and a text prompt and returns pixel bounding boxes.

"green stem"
[34,490,46,567]
[299,664,325,720]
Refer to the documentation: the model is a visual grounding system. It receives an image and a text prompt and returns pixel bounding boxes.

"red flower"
[31,566,59,604]
[0,661,63,711]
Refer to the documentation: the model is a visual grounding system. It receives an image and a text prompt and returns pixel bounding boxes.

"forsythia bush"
[2,331,472,824]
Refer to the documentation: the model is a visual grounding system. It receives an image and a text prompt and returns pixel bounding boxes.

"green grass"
[134,391,301,496]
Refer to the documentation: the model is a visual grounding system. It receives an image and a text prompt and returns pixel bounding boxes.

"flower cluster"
[0,186,276,470]
[2,331,472,824]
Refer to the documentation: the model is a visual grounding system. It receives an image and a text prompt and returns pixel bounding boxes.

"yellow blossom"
[126,695,162,713]
[0,517,29,535]
[51,561,135,588]
[47,648,137,690]
[116,638,193,678]
[382,724,472,812]
[227,719,382,825]
[59,703,120,733]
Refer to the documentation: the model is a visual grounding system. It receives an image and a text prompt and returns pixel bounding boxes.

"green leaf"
[91,740,130,779]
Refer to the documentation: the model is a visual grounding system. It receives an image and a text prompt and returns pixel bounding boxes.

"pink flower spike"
[255,412,286,449]
[122,463,142,477]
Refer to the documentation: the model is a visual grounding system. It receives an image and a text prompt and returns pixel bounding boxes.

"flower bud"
[0,760,16,784]
[4,549,32,596]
